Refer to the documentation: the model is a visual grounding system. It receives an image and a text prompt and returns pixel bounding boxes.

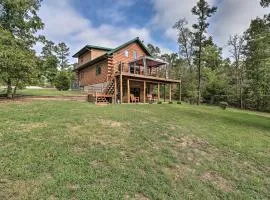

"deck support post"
[157,83,160,101]
[143,81,146,104]
[120,75,123,104]
[164,84,166,102]
[127,79,130,103]
[114,77,117,104]
[169,84,172,102]
[179,81,181,102]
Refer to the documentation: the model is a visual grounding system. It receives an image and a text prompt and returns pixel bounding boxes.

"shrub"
[55,71,70,91]
[157,101,162,104]
[219,101,228,110]
[177,101,182,104]
[169,101,173,104]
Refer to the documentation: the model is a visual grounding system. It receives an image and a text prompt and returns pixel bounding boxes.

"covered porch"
[114,75,181,104]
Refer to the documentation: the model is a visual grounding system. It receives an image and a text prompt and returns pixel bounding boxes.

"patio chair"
[147,94,153,103]
[130,94,140,103]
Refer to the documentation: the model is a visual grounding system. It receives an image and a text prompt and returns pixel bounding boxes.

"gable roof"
[74,37,152,71]
[73,45,113,58]
[107,37,152,56]
[73,37,152,58]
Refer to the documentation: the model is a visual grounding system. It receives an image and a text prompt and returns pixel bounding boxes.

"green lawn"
[0,101,269,199]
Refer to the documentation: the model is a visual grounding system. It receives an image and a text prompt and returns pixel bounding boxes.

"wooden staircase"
[104,81,115,95]
[87,80,115,104]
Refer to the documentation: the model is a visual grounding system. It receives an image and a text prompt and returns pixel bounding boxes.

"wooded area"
[147,0,270,112]
[0,0,269,112]
[0,0,74,98]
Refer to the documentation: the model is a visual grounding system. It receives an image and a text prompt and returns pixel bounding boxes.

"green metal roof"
[107,37,152,56]
[72,45,113,58]
[73,37,152,58]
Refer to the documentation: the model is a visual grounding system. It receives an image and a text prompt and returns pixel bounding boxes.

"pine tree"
[56,42,70,70]
[191,0,217,105]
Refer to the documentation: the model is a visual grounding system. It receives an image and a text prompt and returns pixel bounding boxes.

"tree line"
[0,0,74,98]
[148,0,270,112]
[0,0,269,112]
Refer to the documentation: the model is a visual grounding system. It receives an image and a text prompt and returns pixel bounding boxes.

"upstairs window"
[124,50,129,57]
[96,66,101,75]
[133,50,137,59]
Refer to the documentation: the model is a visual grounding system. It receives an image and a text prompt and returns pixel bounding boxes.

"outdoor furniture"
[130,94,140,103]
[147,94,153,103]
[152,94,158,102]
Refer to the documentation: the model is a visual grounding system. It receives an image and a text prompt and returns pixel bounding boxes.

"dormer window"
[124,50,129,57]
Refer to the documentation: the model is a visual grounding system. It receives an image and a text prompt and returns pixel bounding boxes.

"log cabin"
[73,37,181,104]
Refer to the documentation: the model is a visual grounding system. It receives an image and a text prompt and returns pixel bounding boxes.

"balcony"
[114,56,180,83]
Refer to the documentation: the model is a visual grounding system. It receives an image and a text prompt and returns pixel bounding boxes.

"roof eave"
[73,54,110,71]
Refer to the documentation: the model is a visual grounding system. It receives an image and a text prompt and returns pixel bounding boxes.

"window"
[96,66,101,75]
[133,50,137,59]
[124,50,129,57]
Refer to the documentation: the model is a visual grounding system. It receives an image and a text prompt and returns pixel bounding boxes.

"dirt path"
[0,95,88,103]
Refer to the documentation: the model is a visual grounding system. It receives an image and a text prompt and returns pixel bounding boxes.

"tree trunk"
[240,70,243,109]
[197,33,202,105]
[7,78,13,98]
[12,80,19,97]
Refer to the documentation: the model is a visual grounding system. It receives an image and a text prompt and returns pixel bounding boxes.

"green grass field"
[0,101,269,199]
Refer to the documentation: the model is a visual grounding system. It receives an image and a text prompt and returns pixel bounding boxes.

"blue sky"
[37,0,269,62]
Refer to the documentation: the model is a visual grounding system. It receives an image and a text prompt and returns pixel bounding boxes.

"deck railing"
[115,62,172,79]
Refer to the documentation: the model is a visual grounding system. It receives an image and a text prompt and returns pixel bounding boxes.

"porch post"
[114,77,117,104]
[120,75,123,103]
[143,81,146,103]
[157,83,160,101]
[127,79,130,103]
[164,84,166,102]
[169,83,172,102]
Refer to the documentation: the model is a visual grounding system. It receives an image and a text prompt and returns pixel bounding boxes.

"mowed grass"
[16,88,86,96]
[0,101,269,200]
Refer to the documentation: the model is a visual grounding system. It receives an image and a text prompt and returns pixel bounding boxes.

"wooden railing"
[115,62,171,79]
[87,82,108,94]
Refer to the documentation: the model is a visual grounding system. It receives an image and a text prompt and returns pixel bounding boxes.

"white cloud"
[151,0,269,57]
[37,0,153,62]
[210,0,269,55]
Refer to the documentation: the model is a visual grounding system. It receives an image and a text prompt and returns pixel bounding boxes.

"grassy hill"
[0,101,269,199]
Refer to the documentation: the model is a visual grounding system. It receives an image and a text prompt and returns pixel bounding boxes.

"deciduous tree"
[228,34,246,108]
[173,18,194,68]
[0,28,39,97]
[0,0,43,96]
[260,0,270,7]
[147,44,161,58]
[245,15,270,110]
